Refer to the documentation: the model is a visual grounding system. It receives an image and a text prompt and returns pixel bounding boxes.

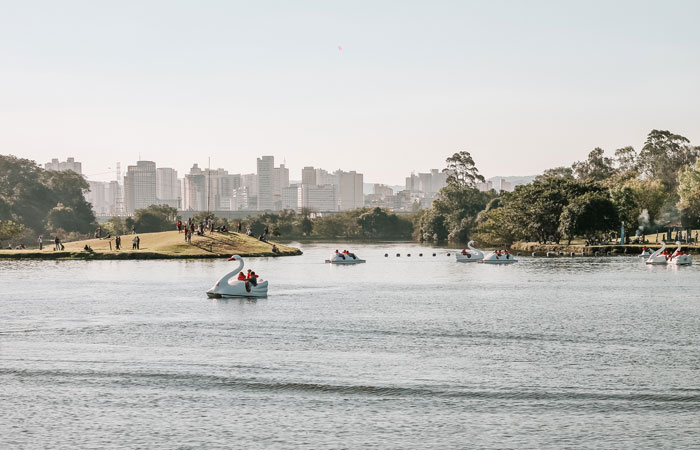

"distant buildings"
[77,153,533,217]
[299,184,337,212]
[336,170,364,210]
[123,161,156,214]
[156,168,180,208]
[45,157,82,174]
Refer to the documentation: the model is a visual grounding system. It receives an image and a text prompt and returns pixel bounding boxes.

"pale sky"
[2,0,699,184]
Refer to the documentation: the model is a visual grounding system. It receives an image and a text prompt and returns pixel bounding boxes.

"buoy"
[407,253,411,257]
[570,252,574,257]
[419,253,423,257]
[446,253,450,256]
[432,253,436,257]
[396,253,400,257]
[532,252,536,257]
[384,253,388,257]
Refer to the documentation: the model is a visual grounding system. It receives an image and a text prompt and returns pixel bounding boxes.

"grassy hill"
[0,230,302,260]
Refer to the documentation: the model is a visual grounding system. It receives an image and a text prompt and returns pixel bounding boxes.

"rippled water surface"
[2,243,700,449]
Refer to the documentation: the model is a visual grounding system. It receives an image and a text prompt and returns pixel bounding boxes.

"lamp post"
[620,221,625,245]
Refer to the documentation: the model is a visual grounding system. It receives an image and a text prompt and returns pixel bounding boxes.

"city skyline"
[3,1,699,185]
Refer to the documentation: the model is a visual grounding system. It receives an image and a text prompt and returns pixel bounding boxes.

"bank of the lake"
[0,230,302,260]
[511,241,700,256]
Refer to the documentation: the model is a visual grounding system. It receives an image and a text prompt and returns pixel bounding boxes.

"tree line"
[419,129,700,246]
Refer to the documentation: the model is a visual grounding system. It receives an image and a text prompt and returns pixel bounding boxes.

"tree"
[614,146,638,173]
[535,166,574,182]
[502,178,604,243]
[638,130,700,190]
[0,220,25,243]
[300,208,314,236]
[473,207,517,246]
[358,207,413,239]
[133,205,178,233]
[677,160,700,227]
[572,147,615,181]
[443,151,485,188]
[558,193,618,244]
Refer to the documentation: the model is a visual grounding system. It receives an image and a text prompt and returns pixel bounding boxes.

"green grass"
[0,230,302,259]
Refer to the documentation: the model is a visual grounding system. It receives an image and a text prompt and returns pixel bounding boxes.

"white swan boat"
[206,255,268,298]
[638,247,653,258]
[481,250,518,264]
[645,241,668,265]
[668,241,692,266]
[456,240,484,262]
[325,251,366,264]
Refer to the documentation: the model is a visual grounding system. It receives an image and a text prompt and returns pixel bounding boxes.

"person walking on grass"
[115,235,121,250]
[132,236,138,250]
[38,235,42,250]
[54,236,60,251]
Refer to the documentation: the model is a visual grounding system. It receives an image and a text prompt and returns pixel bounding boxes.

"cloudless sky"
[2,0,699,183]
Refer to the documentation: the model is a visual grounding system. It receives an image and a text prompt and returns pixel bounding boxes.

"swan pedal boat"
[645,242,668,265]
[481,250,518,264]
[325,253,366,264]
[206,255,268,298]
[456,240,484,262]
[668,241,693,266]
[638,248,653,258]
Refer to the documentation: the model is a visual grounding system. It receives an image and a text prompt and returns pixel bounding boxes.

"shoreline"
[0,249,302,260]
[510,242,700,256]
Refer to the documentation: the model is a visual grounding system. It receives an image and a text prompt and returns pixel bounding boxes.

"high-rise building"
[156,168,180,208]
[336,170,364,211]
[299,184,337,212]
[44,157,82,174]
[183,164,206,211]
[301,166,317,186]
[123,161,156,214]
[256,156,275,210]
[273,164,290,210]
[315,168,337,186]
[281,184,299,210]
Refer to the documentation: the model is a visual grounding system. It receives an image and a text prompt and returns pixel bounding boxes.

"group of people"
[237,269,260,292]
[335,249,357,260]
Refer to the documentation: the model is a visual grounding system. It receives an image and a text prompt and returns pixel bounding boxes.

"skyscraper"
[156,168,180,208]
[301,166,317,186]
[44,157,82,174]
[256,156,274,211]
[123,161,156,214]
[183,164,206,211]
[336,170,364,210]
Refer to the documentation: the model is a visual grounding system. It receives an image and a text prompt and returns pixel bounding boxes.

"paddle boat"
[325,250,366,264]
[638,247,653,258]
[481,249,518,264]
[645,241,668,265]
[206,255,268,298]
[456,240,484,262]
[667,241,693,266]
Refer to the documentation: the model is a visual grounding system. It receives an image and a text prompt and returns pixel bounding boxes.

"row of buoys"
[385,253,438,257]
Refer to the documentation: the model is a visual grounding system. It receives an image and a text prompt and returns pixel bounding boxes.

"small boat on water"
[668,241,692,266]
[645,242,668,265]
[206,255,268,298]
[325,250,365,264]
[481,249,517,264]
[455,240,484,262]
[638,247,653,258]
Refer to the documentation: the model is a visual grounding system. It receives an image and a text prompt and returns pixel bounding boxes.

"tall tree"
[572,147,615,181]
[443,151,485,188]
[638,130,700,190]
[677,160,700,227]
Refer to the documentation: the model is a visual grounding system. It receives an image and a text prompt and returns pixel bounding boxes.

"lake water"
[2,243,700,449]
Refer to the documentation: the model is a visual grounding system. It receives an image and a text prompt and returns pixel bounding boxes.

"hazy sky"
[2,0,699,184]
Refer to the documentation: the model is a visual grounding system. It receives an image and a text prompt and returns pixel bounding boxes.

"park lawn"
[0,230,301,259]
